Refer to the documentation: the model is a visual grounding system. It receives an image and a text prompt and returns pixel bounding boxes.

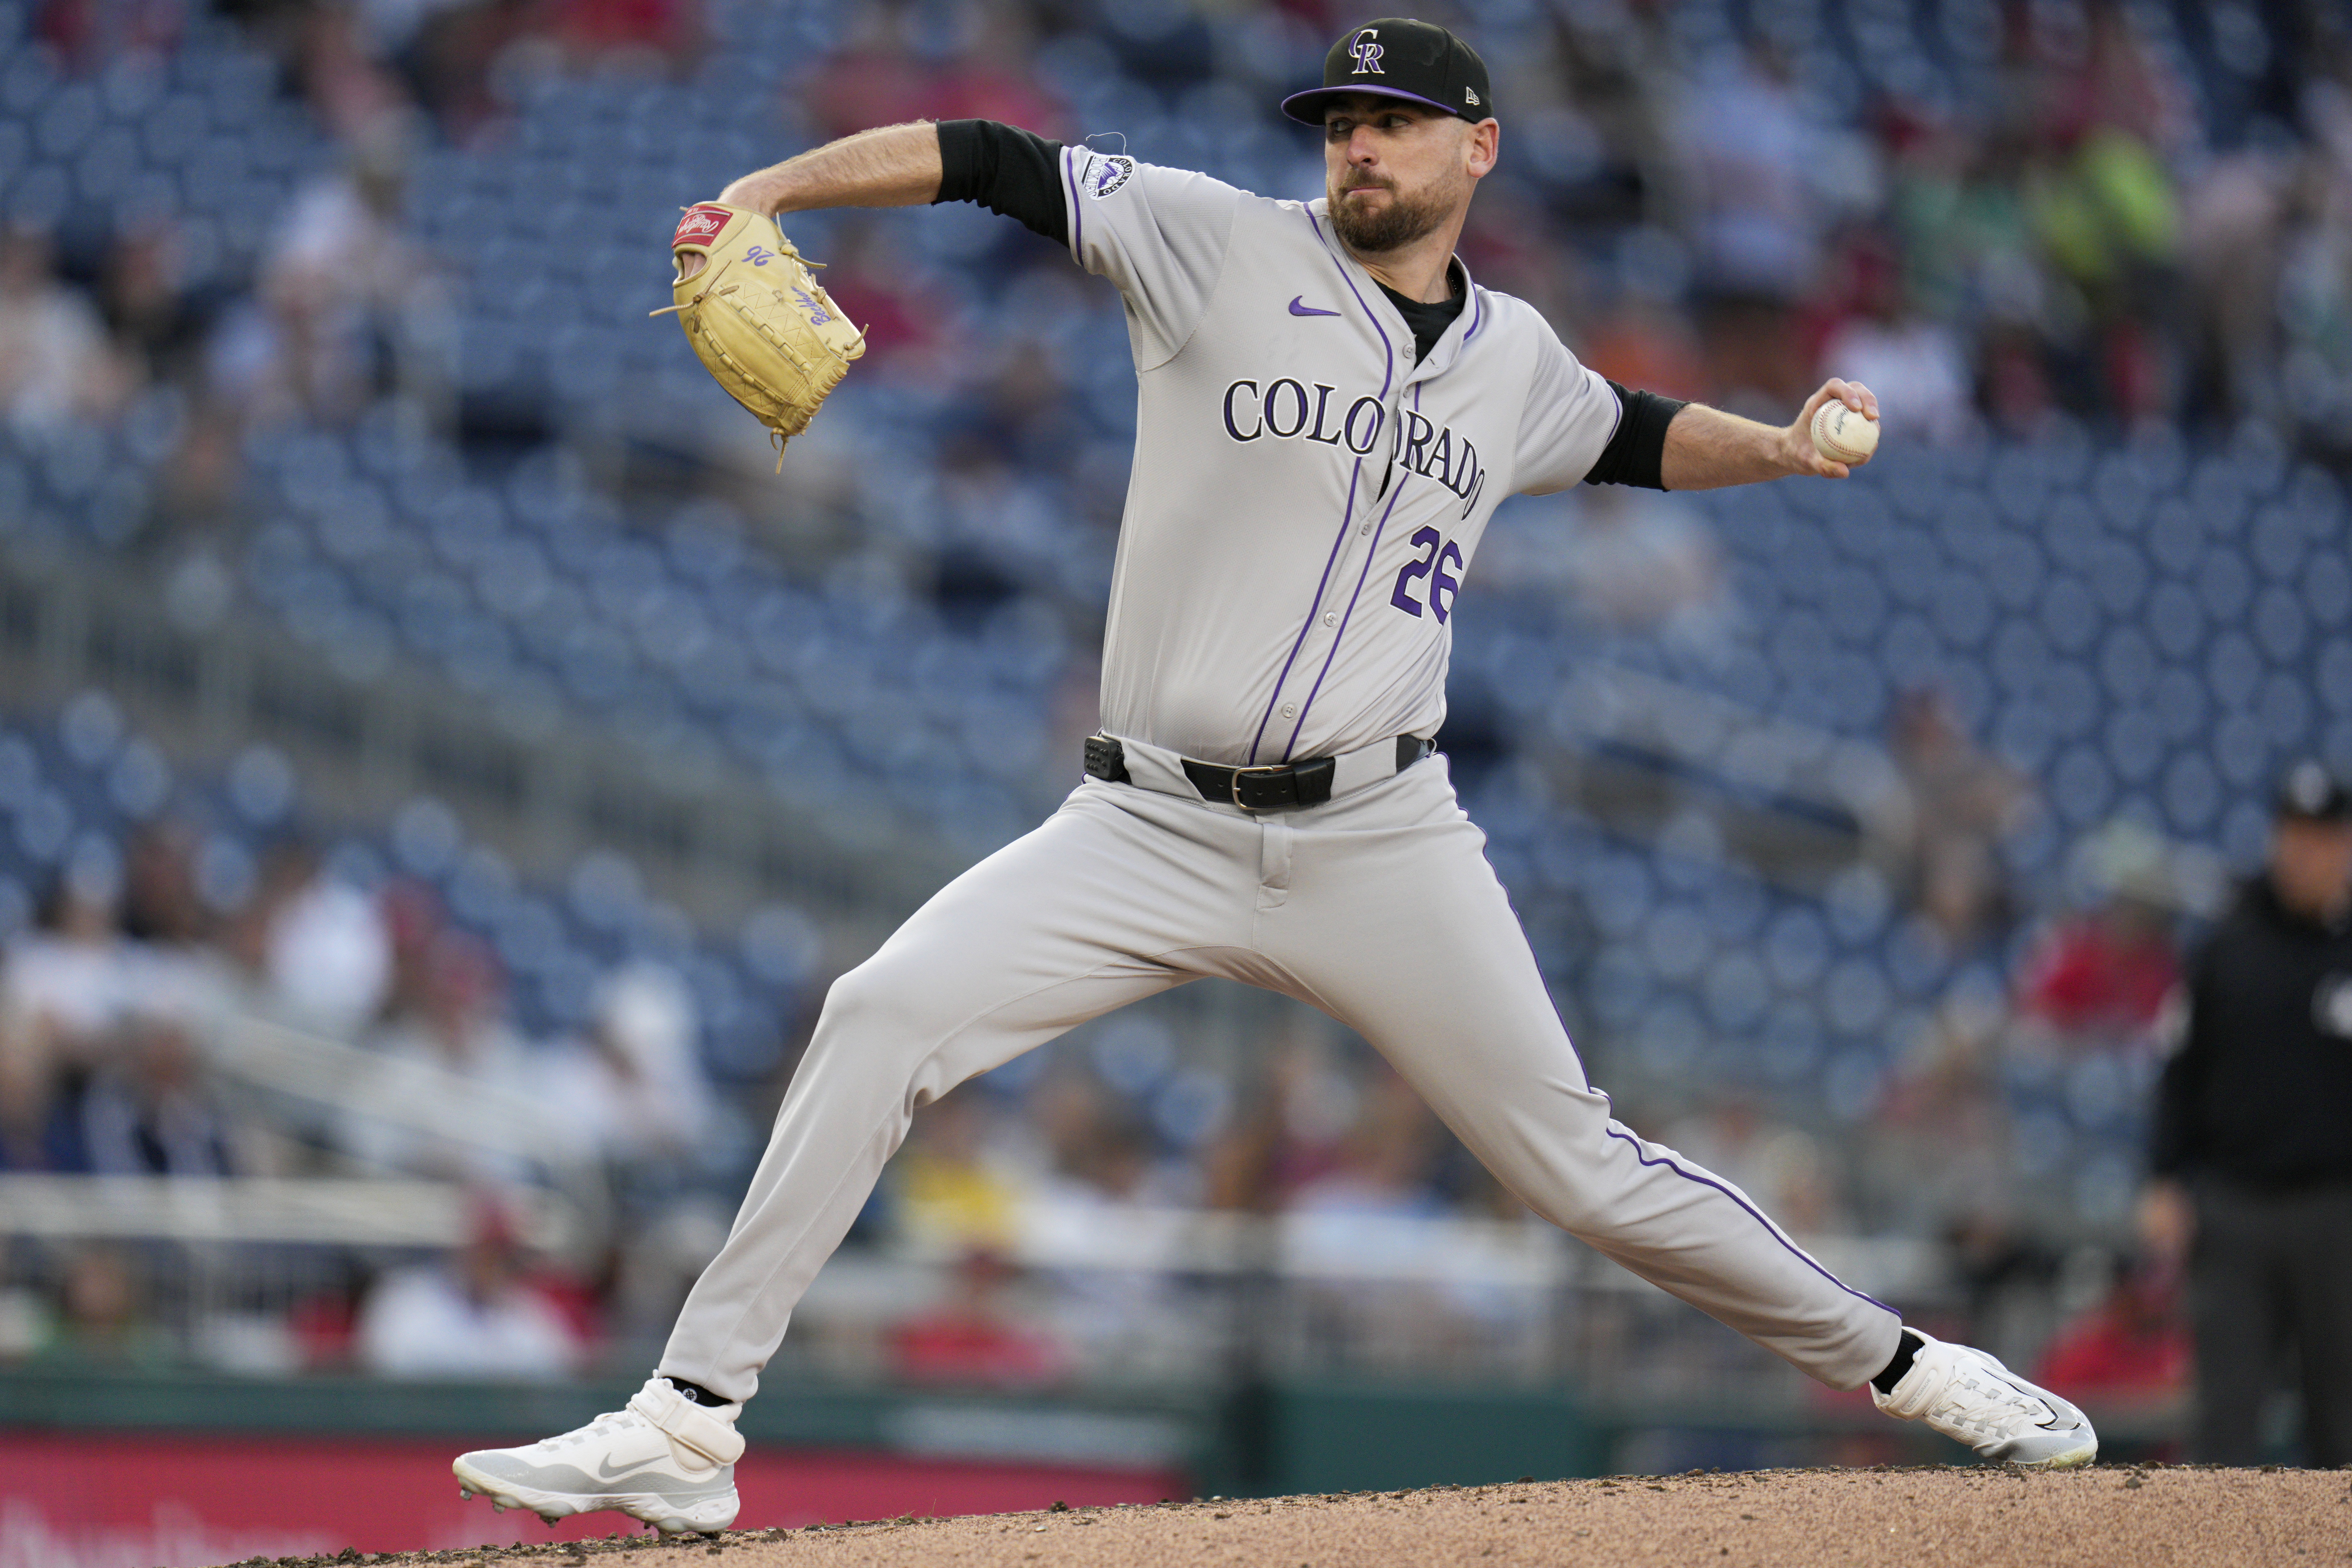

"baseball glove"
[657,203,864,465]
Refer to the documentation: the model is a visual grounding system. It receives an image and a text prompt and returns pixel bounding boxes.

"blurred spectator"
[1884,687,2036,949]
[99,221,212,395]
[542,961,715,1165]
[120,821,210,950]
[0,1255,48,1361]
[396,0,539,144]
[0,227,135,432]
[885,1247,1066,1388]
[1662,1096,1847,1237]
[287,0,414,142]
[356,1201,583,1379]
[539,0,701,69]
[1575,295,1711,406]
[917,2,1059,134]
[1863,1001,2015,1238]
[800,1,1058,144]
[2178,144,2293,428]
[602,1195,729,1354]
[0,848,135,1171]
[2015,822,2182,1051]
[2027,128,2181,425]
[1202,1017,1358,1213]
[76,1011,236,1176]
[1556,486,1730,648]
[2033,1254,2189,1406]
[38,1244,174,1368]
[891,1093,1024,1252]
[119,824,241,1039]
[1680,43,1868,412]
[2,848,131,1057]
[1028,1069,1184,1208]
[2047,0,2192,155]
[814,216,950,377]
[215,128,451,429]
[2143,760,2352,1467]
[34,0,187,71]
[337,930,534,1180]
[258,841,393,1038]
[1290,1067,1445,1221]
[375,876,449,1027]
[1814,236,1976,446]
[1680,43,1845,304]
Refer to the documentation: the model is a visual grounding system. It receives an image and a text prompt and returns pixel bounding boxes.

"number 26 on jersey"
[1391,528,1461,623]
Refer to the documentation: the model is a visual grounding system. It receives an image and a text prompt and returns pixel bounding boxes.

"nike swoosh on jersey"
[1288,296,1342,317]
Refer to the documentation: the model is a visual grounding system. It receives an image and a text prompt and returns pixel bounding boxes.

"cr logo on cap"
[1349,27,1383,74]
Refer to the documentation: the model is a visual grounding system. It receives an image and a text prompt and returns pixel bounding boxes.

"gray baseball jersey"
[652,145,1901,1414]
[1061,147,1620,766]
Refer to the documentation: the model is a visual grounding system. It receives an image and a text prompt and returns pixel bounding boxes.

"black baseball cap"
[1280,18,1496,127]
[2275,758,2352,822]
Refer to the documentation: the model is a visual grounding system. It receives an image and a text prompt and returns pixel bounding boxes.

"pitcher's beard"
[1328,177,1454,255]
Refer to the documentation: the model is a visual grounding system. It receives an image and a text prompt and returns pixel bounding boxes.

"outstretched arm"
[1659,379,1879,490]
[717,121,945,215]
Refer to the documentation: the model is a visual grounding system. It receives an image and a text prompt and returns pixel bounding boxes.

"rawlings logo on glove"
[656,203,864,467]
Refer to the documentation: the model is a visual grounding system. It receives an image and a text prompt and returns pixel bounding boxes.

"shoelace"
[1935,1369,2051,1434]
[544,1411,634,1451]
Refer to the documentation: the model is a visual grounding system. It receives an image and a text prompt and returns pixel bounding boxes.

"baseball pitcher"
[456,18,2096,1534]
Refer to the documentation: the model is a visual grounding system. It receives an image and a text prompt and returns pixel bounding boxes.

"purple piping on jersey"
[1247,457,1365,762]
[1281,437,1410,759]
[1601,1123,1899,1318]
[1244,209,1398,765]
[1281,261,1488,756]
[1279,376,1421,759]
[1063,150,1085,262]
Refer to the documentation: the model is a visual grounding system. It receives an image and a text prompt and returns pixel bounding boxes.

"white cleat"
[1871,1329,2098,1469]
[452,1376,743,1536]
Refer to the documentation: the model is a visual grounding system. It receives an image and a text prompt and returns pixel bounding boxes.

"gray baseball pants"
[660,754,1903,1402]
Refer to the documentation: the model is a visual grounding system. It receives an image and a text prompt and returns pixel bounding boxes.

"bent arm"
[1660,379,1878,490]
[718,121,945,215]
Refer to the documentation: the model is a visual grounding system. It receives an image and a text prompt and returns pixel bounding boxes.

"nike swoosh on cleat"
[596,1456,674,1482]
[1288,297,1341,317]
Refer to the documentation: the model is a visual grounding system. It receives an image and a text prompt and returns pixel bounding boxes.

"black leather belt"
[1084,734,1432,811]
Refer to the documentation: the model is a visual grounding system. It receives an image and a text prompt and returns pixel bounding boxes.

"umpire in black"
[2142,759,2352,1466]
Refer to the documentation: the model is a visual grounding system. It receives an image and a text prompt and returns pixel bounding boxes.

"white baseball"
[1810,400,1879,464]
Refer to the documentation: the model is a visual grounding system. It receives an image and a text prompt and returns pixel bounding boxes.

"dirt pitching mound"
[223,1465,2346,1568]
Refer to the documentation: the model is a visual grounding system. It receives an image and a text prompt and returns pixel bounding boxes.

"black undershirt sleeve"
[932,119,1068,246]
[1582,380,1687,491]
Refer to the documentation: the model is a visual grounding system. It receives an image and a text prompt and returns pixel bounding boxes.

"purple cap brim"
[1279,85,1481,126]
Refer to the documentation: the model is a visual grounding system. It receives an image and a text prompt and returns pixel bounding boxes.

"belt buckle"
[1228,763,1290,811]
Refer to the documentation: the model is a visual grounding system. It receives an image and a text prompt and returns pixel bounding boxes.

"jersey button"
[1281,703,1297,719]
[1322,612,1337,627]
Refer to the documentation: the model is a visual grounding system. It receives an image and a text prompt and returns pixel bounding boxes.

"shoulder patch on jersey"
[1080,153,1135,200]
